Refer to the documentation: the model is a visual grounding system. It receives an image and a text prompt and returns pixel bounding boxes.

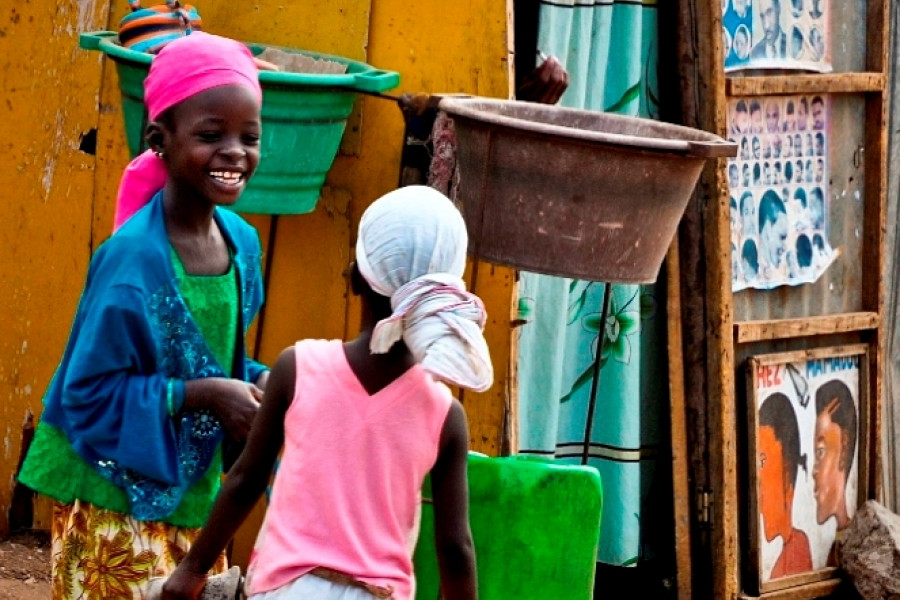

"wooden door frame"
[669,2,891,599]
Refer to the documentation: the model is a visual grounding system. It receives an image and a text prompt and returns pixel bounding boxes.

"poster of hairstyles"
[727,93,837,292]
[723,0,830,72]
[746,345,866,593]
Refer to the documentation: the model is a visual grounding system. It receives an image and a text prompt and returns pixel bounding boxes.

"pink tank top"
[245,339,453,599]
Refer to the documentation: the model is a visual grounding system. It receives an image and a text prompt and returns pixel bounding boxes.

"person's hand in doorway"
[517,54,569,105]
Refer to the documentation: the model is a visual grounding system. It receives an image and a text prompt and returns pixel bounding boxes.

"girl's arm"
[247,359,270,389]
[430,399,478,600]
[161,346,296,600]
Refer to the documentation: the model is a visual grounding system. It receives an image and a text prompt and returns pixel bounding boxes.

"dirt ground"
[0,531,51,600]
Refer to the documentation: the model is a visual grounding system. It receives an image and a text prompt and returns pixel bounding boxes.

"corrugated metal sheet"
[733,0,869,322]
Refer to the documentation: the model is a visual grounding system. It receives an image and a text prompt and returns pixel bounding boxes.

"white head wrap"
[355,186,494,392]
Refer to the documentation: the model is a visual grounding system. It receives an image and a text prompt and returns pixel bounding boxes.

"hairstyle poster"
[723,0,830,73]
[748,346,864,591]
[727,93,837,292]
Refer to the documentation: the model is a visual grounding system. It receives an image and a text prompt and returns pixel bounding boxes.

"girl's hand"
[160,567,207,600]
[184,378,262,442]
[213,379,263,441]
[517,55,569,105]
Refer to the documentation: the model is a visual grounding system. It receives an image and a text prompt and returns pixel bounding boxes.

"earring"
[154,150,164,159]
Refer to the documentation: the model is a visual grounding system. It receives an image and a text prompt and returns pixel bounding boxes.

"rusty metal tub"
[438,96,737,283]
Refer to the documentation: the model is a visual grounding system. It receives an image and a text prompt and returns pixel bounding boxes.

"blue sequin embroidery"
[95,277,232,521]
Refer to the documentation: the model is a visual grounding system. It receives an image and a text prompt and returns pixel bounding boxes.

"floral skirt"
[50,499,227,600]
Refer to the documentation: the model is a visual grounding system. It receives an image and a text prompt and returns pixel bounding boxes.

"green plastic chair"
[413,452,603,600]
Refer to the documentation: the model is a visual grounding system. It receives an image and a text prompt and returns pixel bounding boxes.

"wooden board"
[726,73,885,96]
[699,1,891,598]
[667,239,694,599]
[734,313,879,343]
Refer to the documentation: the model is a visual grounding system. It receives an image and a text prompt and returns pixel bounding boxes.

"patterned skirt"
[50,499,227,600]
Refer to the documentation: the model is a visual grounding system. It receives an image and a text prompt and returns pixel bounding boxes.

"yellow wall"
[0,1,514,535]
[0,0,111,535]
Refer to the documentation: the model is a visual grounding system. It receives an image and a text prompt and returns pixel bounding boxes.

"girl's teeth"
[210,171,243,184]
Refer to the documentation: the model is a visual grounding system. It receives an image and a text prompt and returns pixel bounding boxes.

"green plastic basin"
[414,453,603,600]
[80,31,400,215]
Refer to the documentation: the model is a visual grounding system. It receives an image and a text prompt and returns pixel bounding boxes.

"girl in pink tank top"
[162,186,493,600]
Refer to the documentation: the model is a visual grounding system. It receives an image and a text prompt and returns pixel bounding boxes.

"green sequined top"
[22,249,239,528]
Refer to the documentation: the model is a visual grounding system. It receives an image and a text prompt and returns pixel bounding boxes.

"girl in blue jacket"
[19,31,269,600]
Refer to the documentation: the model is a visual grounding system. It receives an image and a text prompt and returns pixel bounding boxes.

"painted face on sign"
[759,425,790,542]
[813,404,848,526]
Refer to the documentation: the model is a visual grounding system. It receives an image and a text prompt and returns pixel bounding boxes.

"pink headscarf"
[113,31,262,230]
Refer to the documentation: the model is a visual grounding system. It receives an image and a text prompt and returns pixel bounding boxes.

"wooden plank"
[862,0,889,502]
[695,2,740,598]
[666,239,693,600]
[503,273,519,456]
[738,577,842,600]
[858,348,874,515]
[676,0,718,600]
[726,73,884,97]
[748,344,868,367]
[31,495,54,533]
[673,4,715,596]
[760,568,839,595]
[734,312,880,343]
[745,358,763,596]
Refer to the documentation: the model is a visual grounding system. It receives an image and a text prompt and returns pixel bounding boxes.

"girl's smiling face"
[156,84,261,207]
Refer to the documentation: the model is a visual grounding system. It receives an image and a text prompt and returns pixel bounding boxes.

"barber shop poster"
[747,345,865,592]
[727,93,837,292]
[723,0,830,72]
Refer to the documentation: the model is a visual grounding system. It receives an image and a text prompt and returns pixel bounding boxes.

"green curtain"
[516,0,665,568]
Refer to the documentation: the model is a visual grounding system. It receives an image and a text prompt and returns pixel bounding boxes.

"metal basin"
[438,96,736,283]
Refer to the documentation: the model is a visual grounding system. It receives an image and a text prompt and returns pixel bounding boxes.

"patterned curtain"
[516,0,665,568]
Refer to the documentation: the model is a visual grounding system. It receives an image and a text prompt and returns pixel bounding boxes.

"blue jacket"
[35,193,266,519]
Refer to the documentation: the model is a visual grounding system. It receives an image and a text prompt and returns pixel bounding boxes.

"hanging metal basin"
[438,96,737,283]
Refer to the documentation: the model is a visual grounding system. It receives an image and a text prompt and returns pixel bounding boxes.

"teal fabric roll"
[516,0,664,568]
